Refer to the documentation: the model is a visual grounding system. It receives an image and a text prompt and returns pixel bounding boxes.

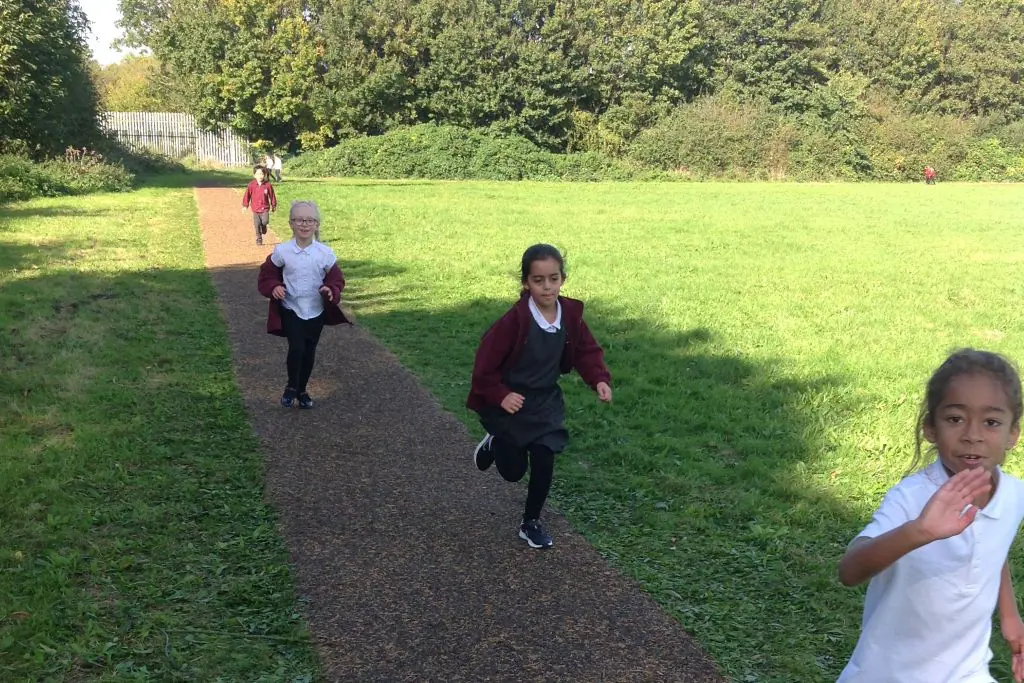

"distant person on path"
[257,200,349,409]
[241,165,277,246]
[837,348,1024,683]
[924,166,937,185]
[272,153,283,182]
[467,244,612,549]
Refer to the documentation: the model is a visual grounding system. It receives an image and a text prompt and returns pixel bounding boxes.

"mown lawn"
[0,175,318,681]
[273,178,1024,682]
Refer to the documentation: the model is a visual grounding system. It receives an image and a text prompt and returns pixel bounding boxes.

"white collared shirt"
[528,296,561,333]
[270,239,337,320]
[838,460,1024,683]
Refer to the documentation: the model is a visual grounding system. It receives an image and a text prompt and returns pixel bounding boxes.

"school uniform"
[467,291,610,525]
[838,460,1024,683]
[242,180,277,242]
[257,240,350,395]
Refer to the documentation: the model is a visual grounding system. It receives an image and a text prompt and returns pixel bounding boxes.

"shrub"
[0,149,136,204]
[628,96,778,179]
[289,124,656,182]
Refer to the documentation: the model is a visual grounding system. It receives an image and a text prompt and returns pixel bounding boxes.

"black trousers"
[280,307,324,392]
[491,436,555,522]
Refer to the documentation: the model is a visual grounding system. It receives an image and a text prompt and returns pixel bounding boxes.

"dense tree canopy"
[116,0,1024,153]
[0,0,102,157]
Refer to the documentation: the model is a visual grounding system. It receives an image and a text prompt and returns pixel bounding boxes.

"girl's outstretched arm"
[999,561,1024,683]
[838,467,992,586]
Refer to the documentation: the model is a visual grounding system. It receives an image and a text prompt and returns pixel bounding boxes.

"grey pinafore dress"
[478,317,569,453]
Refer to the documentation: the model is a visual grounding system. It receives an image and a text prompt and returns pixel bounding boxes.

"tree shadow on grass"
[345,293,872,682]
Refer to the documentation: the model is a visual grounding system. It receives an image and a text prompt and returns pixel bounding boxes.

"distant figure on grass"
[924,166,937,185]
[467,244,612,549]
[241,165,277,246]
[272,153,283,183]
[257,200,350,409]
[837,348,1024,683]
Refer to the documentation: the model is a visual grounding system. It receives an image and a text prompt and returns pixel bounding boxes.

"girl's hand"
[271,285,286,300]
[596,382,612,402]
[319,285,333,302]
[501,392,525,414]
[1003,616,1024,682]
[914,467,992,542]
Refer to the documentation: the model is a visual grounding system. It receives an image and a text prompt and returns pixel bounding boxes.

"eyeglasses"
[290,217,319,226]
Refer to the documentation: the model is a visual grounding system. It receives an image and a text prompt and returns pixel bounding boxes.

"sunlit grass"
[274,178,1024,682]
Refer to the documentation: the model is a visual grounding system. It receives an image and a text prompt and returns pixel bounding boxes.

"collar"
[291,239,316,254]
[528,295,561,332]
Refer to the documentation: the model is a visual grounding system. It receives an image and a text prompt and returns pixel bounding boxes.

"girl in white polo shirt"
[257,200,349,408]
[838,348,1024,683]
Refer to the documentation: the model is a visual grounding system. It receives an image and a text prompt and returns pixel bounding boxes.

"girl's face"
[289,208,319,241]
[924,372,1020,474]
[523,257,564,307]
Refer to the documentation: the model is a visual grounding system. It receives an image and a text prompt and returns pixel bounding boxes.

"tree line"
[110,0,1024,157]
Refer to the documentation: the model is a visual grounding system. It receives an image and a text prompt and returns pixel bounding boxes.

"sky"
[78,0,140,65]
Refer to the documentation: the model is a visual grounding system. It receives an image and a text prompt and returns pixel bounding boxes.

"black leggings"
[491,436,555,522]
[280,307,324,392]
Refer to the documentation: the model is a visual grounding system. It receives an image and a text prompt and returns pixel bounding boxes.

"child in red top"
[924,166,937,185]
[467,244,612,549]
[242,166,277,246]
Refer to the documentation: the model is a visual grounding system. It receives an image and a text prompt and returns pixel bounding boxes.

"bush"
[0,149,135,204]
[289,124,656,182]
[628,96,779,179]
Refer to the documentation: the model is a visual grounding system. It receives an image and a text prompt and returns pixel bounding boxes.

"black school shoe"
[280,387,298,407]
[298,392,314,409]
[473,433,494,471]
[519,519,553,549]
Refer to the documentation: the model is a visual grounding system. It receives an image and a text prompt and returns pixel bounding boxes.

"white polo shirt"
[270,239,337,320]
[838,460,1024,683]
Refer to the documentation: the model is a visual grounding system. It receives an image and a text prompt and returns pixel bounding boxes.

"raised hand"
[915,467,993,542]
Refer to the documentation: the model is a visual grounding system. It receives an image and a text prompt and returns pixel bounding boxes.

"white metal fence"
[101,112,254,167]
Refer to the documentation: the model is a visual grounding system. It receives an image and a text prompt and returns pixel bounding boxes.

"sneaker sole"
[519,530,552,549]
[473,435,493,470]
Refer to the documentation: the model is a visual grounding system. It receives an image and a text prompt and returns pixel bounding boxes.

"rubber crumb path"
[194,185,725,683]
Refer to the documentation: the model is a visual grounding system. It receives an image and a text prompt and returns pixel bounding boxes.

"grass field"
[0,174,318,681]
[267,178,1024,682]
[5,176,1024,682]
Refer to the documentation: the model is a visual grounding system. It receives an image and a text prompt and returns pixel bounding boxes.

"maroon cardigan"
[466,291,611,411]
[257,255,351,336]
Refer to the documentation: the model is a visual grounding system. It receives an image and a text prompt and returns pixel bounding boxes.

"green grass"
[271,179,1024,682]
[0,176,318,681]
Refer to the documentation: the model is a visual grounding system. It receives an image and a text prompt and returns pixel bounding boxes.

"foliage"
[0,0,103,157]
[0,150,135,204]
[93,54,181,112]
[287,124,655,181]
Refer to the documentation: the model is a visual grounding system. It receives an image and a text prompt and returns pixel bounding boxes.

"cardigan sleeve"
[257,255,284,298]
[573,317,611,389]
[470,313,518,407]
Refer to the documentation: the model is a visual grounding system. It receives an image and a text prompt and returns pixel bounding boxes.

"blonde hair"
[289,200,321,222]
